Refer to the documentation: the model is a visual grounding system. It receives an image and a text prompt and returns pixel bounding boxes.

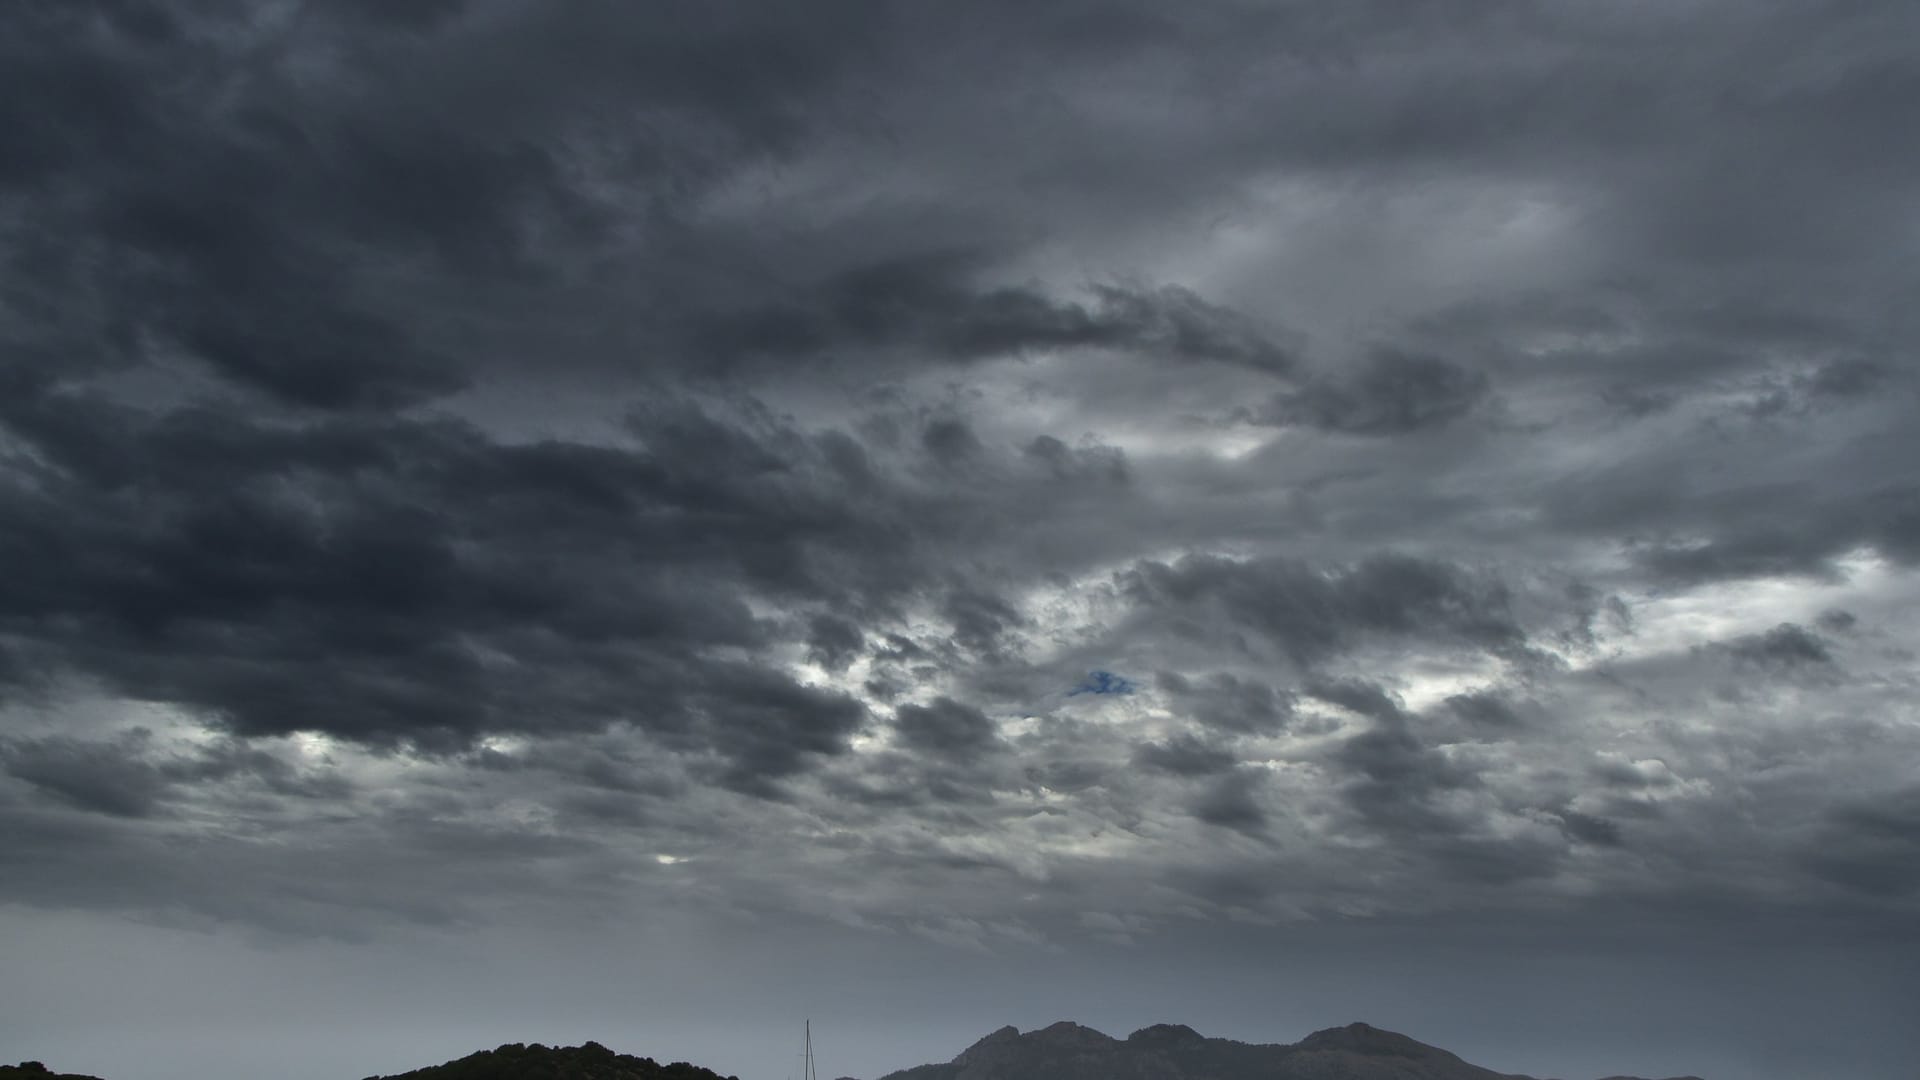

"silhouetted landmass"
[2,1065,105,1080]
[872,1021,1706,1080]
[6,1025,1705,1080]
[359,1042,740,1080]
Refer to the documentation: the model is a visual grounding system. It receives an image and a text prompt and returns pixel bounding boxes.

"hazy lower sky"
[3,3,1918,1080]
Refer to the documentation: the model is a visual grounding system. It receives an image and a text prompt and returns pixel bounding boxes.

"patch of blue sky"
[1068,670,1137,696]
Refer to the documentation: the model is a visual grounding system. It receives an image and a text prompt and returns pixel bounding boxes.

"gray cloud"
[1190,769,1268,834]
[1257,350,1490,436]
[1132,734,1237,778]
[1801,786,1920,899]
[1442,691,1528,730]
[1553,808,1624,848]
[5,3,1920,1078]
[706,253,1296,374]
[1724,622,1837,671]
[1157,672,1294,735]
[893,698,1000,758]
[0,386,895,786]
[1,729,348,819]
[1123,554,1528,669]
[3,732,173,818]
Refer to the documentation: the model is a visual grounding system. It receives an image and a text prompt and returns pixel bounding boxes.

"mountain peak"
[1294,1022,1449,1060]
[1,1066,105,1080]
[1031,1021,1114,1045]
[358,1041,740,1080]
[880,1021,1701,1080]
[954,1026,1023,1064]
[1125,1024,1204,1045]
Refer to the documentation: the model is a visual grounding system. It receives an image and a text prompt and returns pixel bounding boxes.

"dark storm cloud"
[1257,350,1489,436]
[2,732,171,818]
[0,0,892,407]
[806,613,867,672]
[0,383,889,784]
[1532,455,1920,589]
[1325,699,1479,840]
[1800,785,1920,898]
[3,11,1920,1077]
[1299,677,1584,888]
[940,587,1027,663]
[1023,436,1130,487]
[0,777,616,935]
[1633,532,1854,587]
[706,252,1295,372]
[1190,769,1268,833]
[893,698,1000,757]
[1559,583,1633,651]
[1,729,347,818]
[1158,672,1294,735]
[1589,756,1680,792]
[1740,358,1893,420]
[1131,733,1236,777]
[1723,622,1836,670]
[1307,678,1408,724]
[1552,808,1624,848]
[921,417,983,465]
[1441,691,1527,730]
[692,664,869,794]
[1124,554,1526,668]
[1816,608,1859,634]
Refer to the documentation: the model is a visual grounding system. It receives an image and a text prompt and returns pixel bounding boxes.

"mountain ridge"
[1,1065,107,1080]
[357,1042,741,1080]
[3,1025,1705,1080]
[871,1021,1704,1080]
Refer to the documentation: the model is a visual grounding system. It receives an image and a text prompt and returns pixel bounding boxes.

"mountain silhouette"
[4,1026,1704,1080]
[2,1065,106,1080]
[871,1021,1705,1080]
[359,1041,740,1080]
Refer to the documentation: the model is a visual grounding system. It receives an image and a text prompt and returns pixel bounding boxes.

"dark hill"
[360,1041,741,1080]
[871,1021,1704,1080]
[2,1065,105,1080]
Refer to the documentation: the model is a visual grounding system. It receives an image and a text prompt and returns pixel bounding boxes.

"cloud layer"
[3,3,1919,1077]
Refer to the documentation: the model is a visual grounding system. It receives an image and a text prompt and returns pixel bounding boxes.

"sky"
[2,2,1919,1079]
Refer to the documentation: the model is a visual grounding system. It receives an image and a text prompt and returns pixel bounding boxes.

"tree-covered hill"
[360,1042,740,1080]
[2,1064,106,1080]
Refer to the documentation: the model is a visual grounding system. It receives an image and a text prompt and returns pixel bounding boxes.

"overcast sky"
[4,3,1919,1080]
